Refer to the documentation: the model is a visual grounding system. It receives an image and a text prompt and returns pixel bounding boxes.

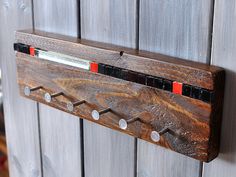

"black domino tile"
[200,89,214,103]
[98,63,106,74]
[137,74,146,85]
[111,67,121,78]
[13,43,19,51]
[147,76,155,87]
[154,77,163,89]
[120,69,128,80]
[19,43,30,54]
[163,79,172,91]
[105,65,113,76]
[182,84,192,96]
[126,71,138,82]
[191,87,201,99]
[14,43,29,54]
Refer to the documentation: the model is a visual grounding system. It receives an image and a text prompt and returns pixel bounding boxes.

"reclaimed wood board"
[15,30,222,90]
[14,30,224,161]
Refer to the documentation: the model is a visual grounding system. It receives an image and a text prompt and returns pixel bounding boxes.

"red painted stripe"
[90,62,98,73]
[30,46,35,56]
[172,81,183,95]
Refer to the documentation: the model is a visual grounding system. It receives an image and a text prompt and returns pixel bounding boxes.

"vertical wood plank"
[39,106,82,177]
[33,0,82,176]
[0,1,42,177]
[81,1,137,177]
[203,0,236,176]
[138,0,213,177]
[139,0,213,62]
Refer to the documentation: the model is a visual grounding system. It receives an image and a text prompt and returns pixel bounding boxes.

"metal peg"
[67,100,85,112]
[91,108,111,120]
[119,117,140,130]
[24,86,42,96]
[44,92,64,103]
[151,128,169,142]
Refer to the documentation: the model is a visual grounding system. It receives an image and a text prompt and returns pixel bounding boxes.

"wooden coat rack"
[14,30,225,162]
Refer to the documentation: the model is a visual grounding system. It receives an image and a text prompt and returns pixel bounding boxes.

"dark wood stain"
[15,31,225,162]
[16,30,224,90]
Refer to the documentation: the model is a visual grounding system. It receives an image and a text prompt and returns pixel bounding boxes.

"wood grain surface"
[33,0,82,177]
[0,1,42,177]
[16,51,223,161]
[15,30,223,91]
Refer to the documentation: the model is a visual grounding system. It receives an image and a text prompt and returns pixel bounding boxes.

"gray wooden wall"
[0,0,235,177]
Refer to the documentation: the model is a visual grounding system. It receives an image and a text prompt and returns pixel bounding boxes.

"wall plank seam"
[135,1,140,176]
[135,0,140,50]
[31,0,35,32]
[36,103,45,177]
[78,1,85,176]
[80,119,85,177]
[32,1,44,176]
[207,0,216,65]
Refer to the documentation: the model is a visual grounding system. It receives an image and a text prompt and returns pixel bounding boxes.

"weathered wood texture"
[16,30,223,90]
[139,0,213,62]
[203,0,236,177]
[33,0,82,177]
[15,29,224,161]
[0,1,42,177]
[138,0,214,176]
[33,0,78,37]
[38,105,82,177]
[81,1,137,177]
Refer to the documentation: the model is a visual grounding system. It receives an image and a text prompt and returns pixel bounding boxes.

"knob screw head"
[151,131,160,142]
[67,102,74,112]
[92,110,100,120]
[24,86,31,96]
[119,119,128,130]
[44,93,52,103]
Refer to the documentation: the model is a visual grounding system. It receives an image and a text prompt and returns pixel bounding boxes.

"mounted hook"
[24,86,42,96]
[150,128,169,142]
[67,100,86,112]
[91,108,111,120]
[44,92,64,103]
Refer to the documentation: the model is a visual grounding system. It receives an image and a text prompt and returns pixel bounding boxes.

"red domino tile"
[173,81,183,95]
[30,46,35,56]
[90,62,98,73]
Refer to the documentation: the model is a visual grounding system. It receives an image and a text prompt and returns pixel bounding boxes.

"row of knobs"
[24,86,169,142]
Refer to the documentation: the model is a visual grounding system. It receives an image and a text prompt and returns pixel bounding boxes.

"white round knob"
[119,119,128,130]
[151,131,160,142]
[92,110,100,120]
[67,102,74,112]
[24,86,31,96]
[44,93,52,103]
